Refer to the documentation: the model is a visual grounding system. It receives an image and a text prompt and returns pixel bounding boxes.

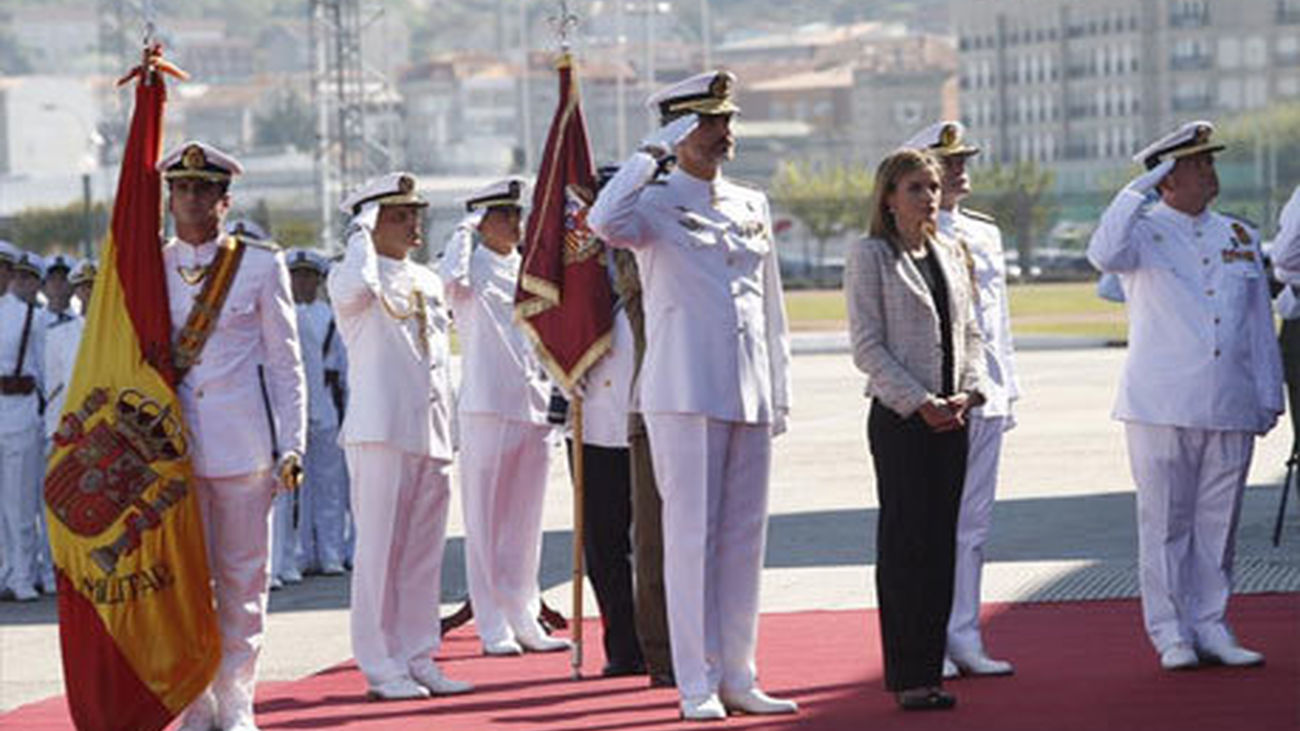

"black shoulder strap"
[323,317,337,358]
[13,303,34,377]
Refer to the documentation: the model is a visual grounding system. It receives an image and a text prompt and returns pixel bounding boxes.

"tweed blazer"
[844,234,986,417]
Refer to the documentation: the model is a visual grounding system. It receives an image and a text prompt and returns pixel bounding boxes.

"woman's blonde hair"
[868,148,942,255]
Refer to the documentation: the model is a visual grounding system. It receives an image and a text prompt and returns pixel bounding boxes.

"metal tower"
[309,0,397,250]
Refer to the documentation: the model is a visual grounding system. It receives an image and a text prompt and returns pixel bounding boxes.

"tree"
[965,161,1057,279]
[0,200,109,256]
[1216,102,1300,229]
[769,160,873,286]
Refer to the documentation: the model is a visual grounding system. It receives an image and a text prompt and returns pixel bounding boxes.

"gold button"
[1214,317,1221,325]
[1195,231,1203,238]
[1202,258,1210,265]
[1214,348,1221,357]
[1206,289,1214,296]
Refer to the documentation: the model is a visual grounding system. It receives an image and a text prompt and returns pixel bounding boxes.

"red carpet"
[5,594,1297,730]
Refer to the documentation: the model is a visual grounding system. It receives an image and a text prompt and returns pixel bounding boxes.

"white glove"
[1280,185,1300,230]
[459,208,486,231]
[352,201,381,233]
[638,114,700,159]
[1125,158,1175,196]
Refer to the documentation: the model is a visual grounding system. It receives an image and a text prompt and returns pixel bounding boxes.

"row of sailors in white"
[0,244,96,602]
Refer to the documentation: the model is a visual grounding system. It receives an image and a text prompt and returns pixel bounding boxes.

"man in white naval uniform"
[437,179,569,657]
[0,251,45,602]
[160,142,307,731]
[1087,122,1282,672]
[285,247,348,577]
[69,258,97,316]
[903,121,1020,678]
[587,71,796,721]
[330,173,474,701]
[38,253,82,593]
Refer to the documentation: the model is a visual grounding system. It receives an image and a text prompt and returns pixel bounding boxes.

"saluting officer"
[1087,122,1282,671]
[160,142,307,731]
[0,250,45,602]
[587,71,796,721]
[903,121,1020,678]
[284,247,349,577]
[437,179,569,656]
[330,173,474,701]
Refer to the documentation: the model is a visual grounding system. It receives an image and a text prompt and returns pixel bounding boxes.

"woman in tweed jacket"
[843,148,986,711]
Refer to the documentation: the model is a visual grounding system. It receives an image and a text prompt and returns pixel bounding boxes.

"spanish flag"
[515,53,614,390]
[44,47,220,731]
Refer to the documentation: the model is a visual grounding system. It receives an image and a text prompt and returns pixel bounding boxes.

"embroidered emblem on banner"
[47,388,191,575]
[562,184,601,265]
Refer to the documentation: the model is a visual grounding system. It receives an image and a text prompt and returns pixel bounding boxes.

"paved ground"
[2,347,1297,712]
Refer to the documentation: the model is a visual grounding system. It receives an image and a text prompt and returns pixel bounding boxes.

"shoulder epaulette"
[962,208,996,224]
[235,234,282,252]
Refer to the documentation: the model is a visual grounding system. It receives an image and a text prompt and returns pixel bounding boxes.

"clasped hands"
[917,392,978,433]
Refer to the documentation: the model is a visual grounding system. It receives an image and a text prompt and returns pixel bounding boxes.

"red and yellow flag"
[515,53,614,390]
[44,47,219,731]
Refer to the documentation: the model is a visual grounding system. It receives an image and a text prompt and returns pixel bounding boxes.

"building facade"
[954,0,1300,191]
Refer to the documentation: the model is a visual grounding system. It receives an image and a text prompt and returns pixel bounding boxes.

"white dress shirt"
[1087,195,1282,434]
[43,310,83,438]
[163,235,307,478]
[295,300,340,432]
[328,227,454,460]
[437,226,550,424]
[938,208,1020,417]
[0,293,43,436]
[587,153,791,425]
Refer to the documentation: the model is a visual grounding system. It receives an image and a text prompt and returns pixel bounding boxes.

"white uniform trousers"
[298,424,348,570]
[191,471,275,725]
[1125,423,1254,653]
[0,428,42,595]
[459,413,553,645]
[270,488,299,579]
[345,444,451,685]
[643,413,771,701]
[947,414,1007,655]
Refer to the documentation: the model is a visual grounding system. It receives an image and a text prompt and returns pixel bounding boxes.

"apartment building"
[953,0,1300,191]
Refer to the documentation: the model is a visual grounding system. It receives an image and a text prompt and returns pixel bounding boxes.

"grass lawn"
[784,281,1128,340]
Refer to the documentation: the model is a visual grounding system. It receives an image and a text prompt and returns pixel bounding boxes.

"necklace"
[176,264,210,285]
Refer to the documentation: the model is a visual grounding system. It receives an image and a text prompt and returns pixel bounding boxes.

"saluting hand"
[639,114,700,160]
[1126,158,1176,196]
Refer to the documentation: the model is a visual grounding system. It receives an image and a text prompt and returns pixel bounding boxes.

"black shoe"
[602,660,646,678]
[896,687,956,711]
[648,671,676,688]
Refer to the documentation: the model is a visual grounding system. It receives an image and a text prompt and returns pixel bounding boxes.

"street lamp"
[40,103,105,259]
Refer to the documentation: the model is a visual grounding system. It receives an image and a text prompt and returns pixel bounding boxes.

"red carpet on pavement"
[5,594,1297,730]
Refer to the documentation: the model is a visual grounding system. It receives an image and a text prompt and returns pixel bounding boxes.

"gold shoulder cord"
[379,289,429,357]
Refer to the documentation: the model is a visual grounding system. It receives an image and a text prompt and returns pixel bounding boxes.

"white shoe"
[515,627,571,653]
[320,561,346,576]
[680,694,726,721]
[268,576,283,591]
[1160,643,1199,671]
[281,568,303,584]
[12,585,38,602]
[410,662,474,695]
[720,688,798,715]
[942,656,959,680]
[1197,640,1264,667]
[367,676,432,701]
[483,638,524,656]
[950,649,1014,676]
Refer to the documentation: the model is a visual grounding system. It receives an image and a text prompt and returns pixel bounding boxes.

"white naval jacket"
[1087,193,1283,434]
[938,208,1020,418]
[0,293,44,437]
[164,236,307,478]
[295,299,341,432]
[578,306,635,448]
[436,226,550,424]
[587,153,792,425]
[43,310,83,439]
[329,226,454,461]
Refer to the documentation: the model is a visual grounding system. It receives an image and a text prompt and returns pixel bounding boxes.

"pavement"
[2,346,1298,713]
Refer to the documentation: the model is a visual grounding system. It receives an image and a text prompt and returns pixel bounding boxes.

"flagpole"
[570,394,586,679]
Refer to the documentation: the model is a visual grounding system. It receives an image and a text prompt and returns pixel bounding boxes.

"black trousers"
[867,401,968,691]
[567,440,644,668]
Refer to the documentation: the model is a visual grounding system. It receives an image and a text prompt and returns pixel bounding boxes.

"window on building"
[1278,35,1300,65]
[1245,77,1268,107]
[1281,76,1300,96]
[1219,38,1241,68]
[1244,37,1268,68]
